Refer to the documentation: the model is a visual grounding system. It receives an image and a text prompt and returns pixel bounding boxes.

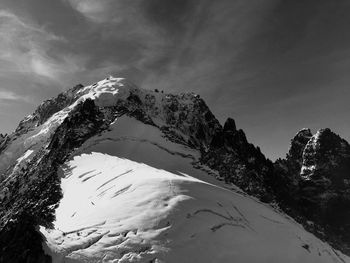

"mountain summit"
[0,77,349,263]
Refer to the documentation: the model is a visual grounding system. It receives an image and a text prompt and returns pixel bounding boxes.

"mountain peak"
[287,128,313,163]
[296,128,313,137]
[301,127,350,179]
[223,117,236,132]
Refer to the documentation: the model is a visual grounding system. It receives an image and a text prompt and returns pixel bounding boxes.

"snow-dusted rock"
[274,128,350,253]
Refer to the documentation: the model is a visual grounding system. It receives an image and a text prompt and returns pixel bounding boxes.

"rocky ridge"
[0,77,273,262]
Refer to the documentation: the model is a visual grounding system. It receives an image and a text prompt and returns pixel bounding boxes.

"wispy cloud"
[0,90,26,101]
[64,0,109,22]
[0,9,84,82]
[64,0,133,24]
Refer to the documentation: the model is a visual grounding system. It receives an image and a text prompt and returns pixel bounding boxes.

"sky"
[0,0,350,160]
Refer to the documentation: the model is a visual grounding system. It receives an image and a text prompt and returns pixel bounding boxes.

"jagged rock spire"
[223,118,236,132]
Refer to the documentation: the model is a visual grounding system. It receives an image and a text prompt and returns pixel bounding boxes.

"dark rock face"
[202,118,275,202]
[0,99,113,263]
[0,134,9,156]
[274,128,350,253]
[288,128,313,169]
[0,217,52,263]
[14,84,84,137]
[271,129,313,209]
[223,118,236,132]
[112,90,222,149]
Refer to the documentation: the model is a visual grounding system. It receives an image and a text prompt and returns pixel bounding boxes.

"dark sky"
[0,0,350,160]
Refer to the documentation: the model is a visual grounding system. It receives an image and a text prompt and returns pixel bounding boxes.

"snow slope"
[74,115,222,186]
[40,116,350,263]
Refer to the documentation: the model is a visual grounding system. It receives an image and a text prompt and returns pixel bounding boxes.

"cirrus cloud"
[0,9,84,81]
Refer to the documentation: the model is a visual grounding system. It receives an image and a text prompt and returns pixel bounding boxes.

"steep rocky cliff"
[275,128,350,253]
[202,118,275,201]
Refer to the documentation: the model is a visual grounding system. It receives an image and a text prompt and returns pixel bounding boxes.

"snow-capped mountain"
[0,76,349,262]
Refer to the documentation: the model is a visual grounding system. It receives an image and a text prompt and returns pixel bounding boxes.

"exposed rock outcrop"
[202,118,274,201]
[274,128,350,253]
